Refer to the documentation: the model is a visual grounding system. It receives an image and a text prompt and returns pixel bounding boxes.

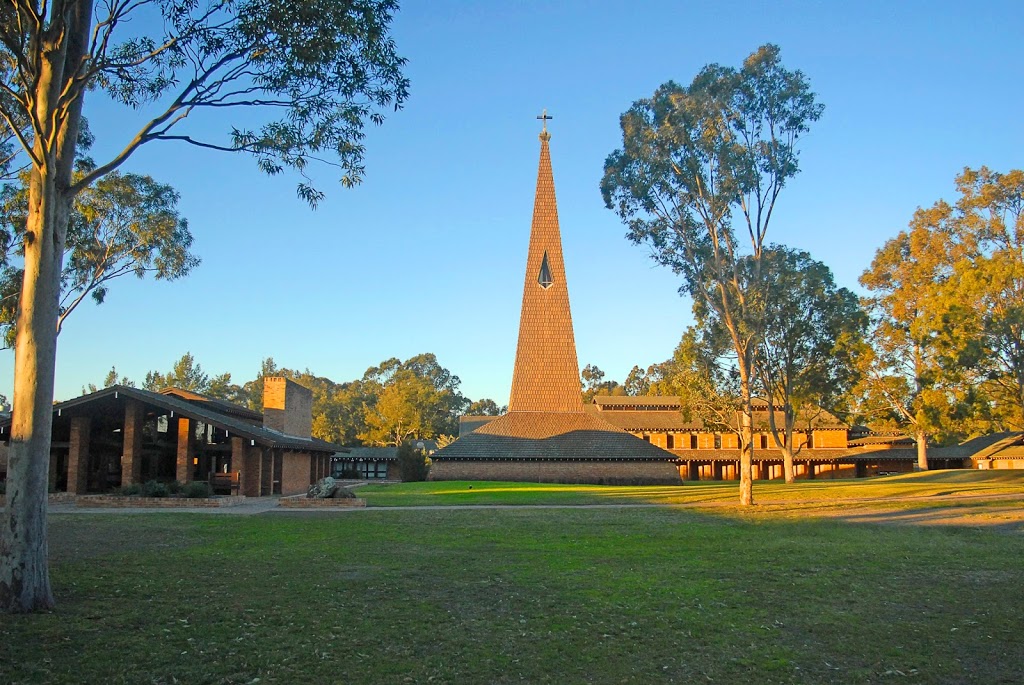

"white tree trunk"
[0,172,67,612]
[0,1,92,612]
[916,430,929,471]
[739,378,754,506]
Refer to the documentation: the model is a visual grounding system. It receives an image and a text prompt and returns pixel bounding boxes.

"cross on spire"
[537,108,552,134]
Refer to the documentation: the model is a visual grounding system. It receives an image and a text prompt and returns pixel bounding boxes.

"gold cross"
[537,108,552,133]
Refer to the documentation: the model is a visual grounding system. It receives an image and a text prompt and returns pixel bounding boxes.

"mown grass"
[2,497,1023,684]
[356,470,1024,507]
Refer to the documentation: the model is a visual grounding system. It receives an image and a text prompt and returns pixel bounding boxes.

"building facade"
[0,377,341,496]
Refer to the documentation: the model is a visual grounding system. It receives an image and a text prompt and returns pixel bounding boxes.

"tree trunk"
[915,430,929,471]
[782,446,795,484]
[0,171,68,612]
[0,3,91,610]
[738,378,754,506]
[782,409,795,484]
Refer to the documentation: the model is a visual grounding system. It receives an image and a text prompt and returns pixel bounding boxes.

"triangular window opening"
[538,251,554,289]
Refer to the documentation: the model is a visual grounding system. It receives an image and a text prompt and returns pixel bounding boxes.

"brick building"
[0,377,341,496]
[431,124,679,484]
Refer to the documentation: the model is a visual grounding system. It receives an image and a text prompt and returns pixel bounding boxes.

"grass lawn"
[2,478,1023,684]
[356,470,1024,508]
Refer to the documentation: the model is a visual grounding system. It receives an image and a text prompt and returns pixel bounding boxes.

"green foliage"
[0,171,199,347]
[140,480,170,498]
[116,483,142,496]
[648,327,739,432]
[756,247,867,441]
[143,353,246,403]
[601,44,823,502]
[181,481,213,499]
[396,443,430,482]
[359,354,469,446]
[580,364,627,401]
[856,167,1024,445]
[128,352,487,448]
[466,398,507,416]
[601,44,823,336]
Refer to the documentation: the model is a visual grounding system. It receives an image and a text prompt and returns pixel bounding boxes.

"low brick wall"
[0,492,76,507]
[431,460,683,485]
[278,496,367,508]
[75,495,248,508]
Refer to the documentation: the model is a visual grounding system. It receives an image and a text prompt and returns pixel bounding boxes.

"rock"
[307,476,338,499]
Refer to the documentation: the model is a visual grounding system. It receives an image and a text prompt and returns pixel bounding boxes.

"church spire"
[508,122,584,413]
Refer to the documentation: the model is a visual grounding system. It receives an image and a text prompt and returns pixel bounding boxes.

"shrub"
[166,480,182,495]
[331,486,356,499]
[141,480,170,498]
[117,483,142,496]
[181,481,212,499]
[397,443,430,482]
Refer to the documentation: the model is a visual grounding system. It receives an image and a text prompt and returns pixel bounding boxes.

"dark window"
[666,434,675,449]
[538,251,553,288]
[690,434,698,449]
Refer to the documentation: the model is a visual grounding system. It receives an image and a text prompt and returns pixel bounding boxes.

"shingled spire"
[508,129,584,413]
[429,122,678,482]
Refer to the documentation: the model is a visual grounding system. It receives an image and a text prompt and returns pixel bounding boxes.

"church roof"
[588,407,703,432]
[433,411,676,461]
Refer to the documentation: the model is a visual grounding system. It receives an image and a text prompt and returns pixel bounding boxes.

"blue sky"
[2,0,1022,404]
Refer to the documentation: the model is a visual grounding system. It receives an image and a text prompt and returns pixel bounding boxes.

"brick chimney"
[263,377,313,438]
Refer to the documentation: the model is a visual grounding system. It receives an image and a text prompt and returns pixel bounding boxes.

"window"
[666,434,675,449]
[356,461,389,479]
[538,251,553,288]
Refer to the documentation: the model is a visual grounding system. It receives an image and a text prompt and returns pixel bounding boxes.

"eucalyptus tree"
[756,247,865,482]
[942,168,1024,429]
[859,210,955,469]
[601,44,823,505]
[0,0,408,612]
[0,169,198,347]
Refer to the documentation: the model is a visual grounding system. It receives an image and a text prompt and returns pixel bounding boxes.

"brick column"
[49,451,60,491]
[67,416,91,494]
[176,417,194,483]
[121,400,144,486]
[234,438,262,497]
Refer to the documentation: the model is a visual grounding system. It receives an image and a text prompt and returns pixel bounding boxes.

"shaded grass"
[357,470,1024,507]
[2,505,1023,684]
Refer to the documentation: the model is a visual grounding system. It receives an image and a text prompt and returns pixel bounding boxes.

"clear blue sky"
[2,0,1022,404]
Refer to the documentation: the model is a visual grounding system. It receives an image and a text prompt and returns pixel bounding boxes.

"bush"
[181,481,212,499]
[331,486,356,499]
[141,480,169,498]
[166,480,182,495]
[117,483,142,496]
[397,443,430,482]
